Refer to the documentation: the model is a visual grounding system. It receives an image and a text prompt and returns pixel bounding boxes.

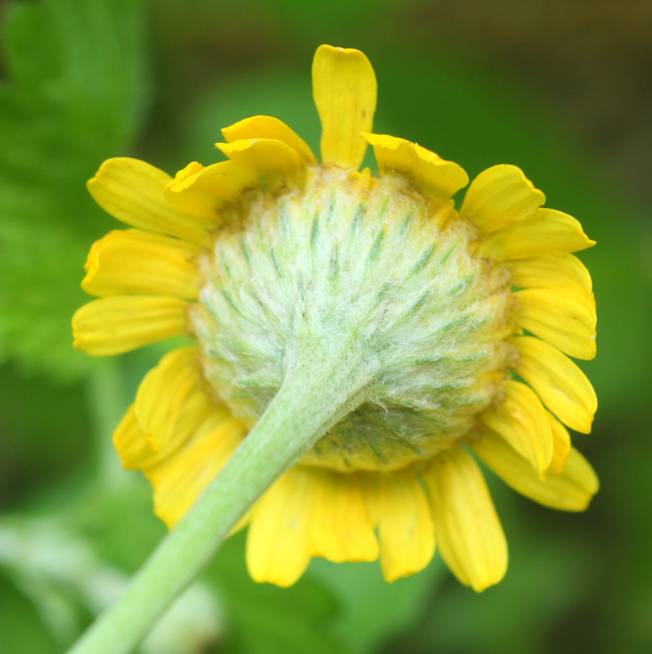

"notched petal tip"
[312,44,377,169]
[166,162,205,193]
[80,229,202,300]
[71,296,189,356]
[164,159,259,219]
[316,43,369,56]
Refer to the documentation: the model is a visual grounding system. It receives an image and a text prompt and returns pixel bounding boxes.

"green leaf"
[0,574,60,654]
[311,559,442,654]
[0,0,148,381]
[375,49,652,416]
[205,533,347,654]
[178,70,320,167]
[0,225,91,381]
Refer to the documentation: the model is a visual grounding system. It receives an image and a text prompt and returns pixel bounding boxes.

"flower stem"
[87,359,129,488]
[69,341,377,654]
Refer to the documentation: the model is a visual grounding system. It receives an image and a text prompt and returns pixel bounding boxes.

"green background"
[1,0,651,652]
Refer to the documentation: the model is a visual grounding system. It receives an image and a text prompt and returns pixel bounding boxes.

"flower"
[73,44,598,591]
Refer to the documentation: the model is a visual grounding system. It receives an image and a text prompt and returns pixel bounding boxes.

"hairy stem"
[69,340,377,654]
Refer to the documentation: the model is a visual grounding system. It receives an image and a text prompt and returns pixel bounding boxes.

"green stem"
[87,359,129,488]
[69,342,377,654]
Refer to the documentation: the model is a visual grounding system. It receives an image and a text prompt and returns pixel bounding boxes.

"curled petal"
[215,138,304,185]
[145,416,246,527]
[477,208,595,260]
[460,164,545,232]
[481,380,553,476]
[548,411,571,475]
[474,433,599,511]
[82,229,202,299]
[365,133,468,203]
[165,160,258,219]
[113,405,157,470]
[135,348,228,460]
[221,115,315,163]
[511,336,597,433]
[88,158,213,246]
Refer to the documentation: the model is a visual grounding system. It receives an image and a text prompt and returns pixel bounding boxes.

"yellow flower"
[73,45,598,591]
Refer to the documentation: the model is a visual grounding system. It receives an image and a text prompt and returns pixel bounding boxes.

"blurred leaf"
[0,0,148,381]
[0,360,93,511]
[254,0,389,43]
[0,574,59,654]
[311,559,442,654]
[70,478,346,654]
[178,70,320,168]
[206,533,346,654]
[375,48,652,416]
[0,225,91,381]
[399,498,597,654]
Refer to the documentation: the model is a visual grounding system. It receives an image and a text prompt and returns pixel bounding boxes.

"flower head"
[73,45,598,591]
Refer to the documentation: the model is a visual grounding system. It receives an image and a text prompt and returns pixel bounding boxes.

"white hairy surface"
[192,167,512,471]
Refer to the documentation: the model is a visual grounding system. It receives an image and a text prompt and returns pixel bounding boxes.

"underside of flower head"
[73,44,599,591]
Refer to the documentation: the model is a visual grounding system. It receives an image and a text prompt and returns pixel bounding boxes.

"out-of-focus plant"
[1,1,651,653]
[0,0,146,381]
[0,520,223,653]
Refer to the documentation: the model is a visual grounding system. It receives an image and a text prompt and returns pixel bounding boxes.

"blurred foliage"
[0,0,147,381]
[1,0,651,652]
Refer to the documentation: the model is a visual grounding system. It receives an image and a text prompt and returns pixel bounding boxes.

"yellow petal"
[246,468,313,587]
[134,347,198,435]
[135,347,225,459]
[87,158,213,246]
[365,133,468,202]
[460,164,545,232]
[513,287,597,360]
[113,404,159,470]
[145,416,246,527]
[425,448,507,592]
[215,138,303,185]
[506,254,592,293]
[477,208,595,260]
[221,115,315,163]
[308,471,378,563]
[511,336,597,433]
[473,432,599,511]
[82,229,202,299]
[312,44,377,169]
[72,296,188,355]
[481,380,553,476]
[164,160,258,219]
[373,470,435,582]
[548,411,571,475]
